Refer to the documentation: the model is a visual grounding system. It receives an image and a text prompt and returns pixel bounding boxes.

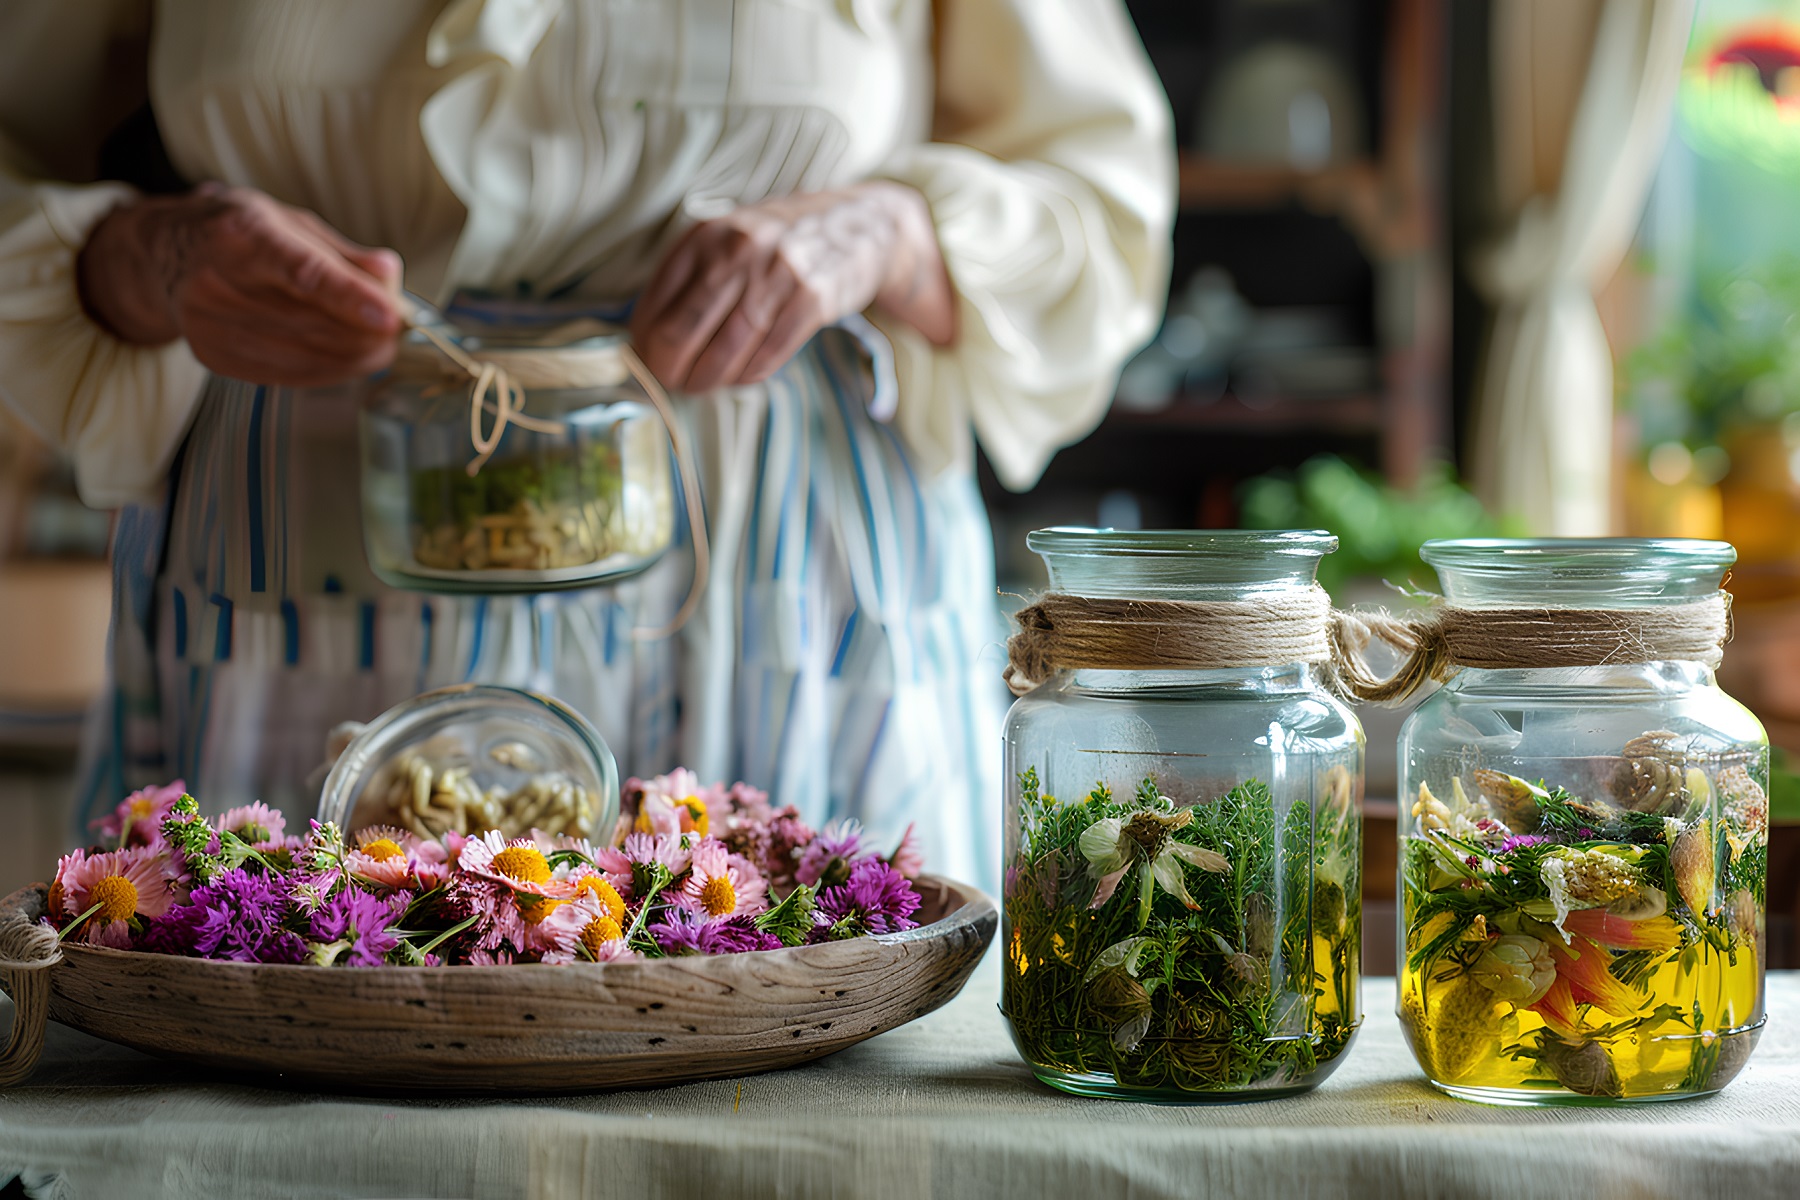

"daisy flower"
[675,839,768,918]
[346,827,446,890]
[55,845,185,948]
[593,832,689,896]
[90,780,187,850]
[215,802,287,848]
[457,831,577,900]
[630,768,713,837]
[796,819,865,888]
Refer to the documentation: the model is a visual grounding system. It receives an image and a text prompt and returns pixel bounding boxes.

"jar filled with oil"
[1398,539,1765,1104]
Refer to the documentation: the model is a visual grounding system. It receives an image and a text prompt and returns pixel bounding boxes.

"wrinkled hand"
[78,183,402,386]
[630,181,954,393]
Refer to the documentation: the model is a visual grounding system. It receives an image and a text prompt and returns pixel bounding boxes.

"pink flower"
[887,823,924,880]
[215,802,287,849]
[346,828,447,890]
[675,840,768,919]
[54,845,184,948]
[593,832,690,896]
[456,831,577,900]
[629,769,714,837]
[90,781,187,850]
[447,871,527,956]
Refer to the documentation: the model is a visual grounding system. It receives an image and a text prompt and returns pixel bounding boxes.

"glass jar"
[1397,538,1767,1104]
[1001,529,1364,1101]
[317,684,620,842]
[361,325,677,593]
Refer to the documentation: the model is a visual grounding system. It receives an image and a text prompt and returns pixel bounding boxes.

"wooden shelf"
[1103,390,1384,436]
[1177,153,1379,211]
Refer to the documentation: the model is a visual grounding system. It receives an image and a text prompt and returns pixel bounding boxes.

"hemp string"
[1004,589,1734,702]
[397,306,710,642]
[0,886,61,1086]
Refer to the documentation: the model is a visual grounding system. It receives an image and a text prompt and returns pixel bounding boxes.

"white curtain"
[1469,0,1694,535]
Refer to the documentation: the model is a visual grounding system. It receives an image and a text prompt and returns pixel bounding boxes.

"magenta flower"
[795,819,864,888]
[814,859,922,938]
[139,867,304,963]
[648,907,781,955]
[90,780,187,850]
[309,888,411,967]
[215,802,287,849]
[1499,834,1553,854]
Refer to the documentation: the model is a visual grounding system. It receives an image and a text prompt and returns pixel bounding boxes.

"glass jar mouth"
[1025,528,1338,560]
[1421,538,1736,606]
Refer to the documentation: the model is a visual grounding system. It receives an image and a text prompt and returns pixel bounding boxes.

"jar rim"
[1025,528,1339,559]
[1420,537,1736,574]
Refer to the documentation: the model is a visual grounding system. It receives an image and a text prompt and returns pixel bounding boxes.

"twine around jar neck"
[395,304,709,642]
[1004,588,1734,702]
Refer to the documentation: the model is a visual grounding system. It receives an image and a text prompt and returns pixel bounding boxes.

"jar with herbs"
[360,320,683,594]
[1000,529,1363,1101]
[1392,538,1765,1104]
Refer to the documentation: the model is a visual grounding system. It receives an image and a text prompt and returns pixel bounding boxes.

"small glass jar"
[1001,529,1364,1101]
[361,326,677,593]
[1398,538,1767,1104]
[317,684,620,842]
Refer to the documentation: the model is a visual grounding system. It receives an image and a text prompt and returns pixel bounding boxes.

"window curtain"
[1468,0,1694,535]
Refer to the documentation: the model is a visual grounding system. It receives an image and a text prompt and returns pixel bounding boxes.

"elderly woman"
[0,0,1172,885]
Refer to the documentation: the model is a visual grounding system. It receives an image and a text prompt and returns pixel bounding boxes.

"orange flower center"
[678,797,710,837]
[490,846,551,885]
[581,915,623,958]
[361,839,405,863]
[699,874,736,918]
[92,875,139,923]
[129,797,154,819]
[521,896,565,925]
[576,877,626,923]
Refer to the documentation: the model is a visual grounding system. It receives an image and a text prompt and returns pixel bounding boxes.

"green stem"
[56,901,104,942]
[1135,862,1153,932]
[414,913,479,959]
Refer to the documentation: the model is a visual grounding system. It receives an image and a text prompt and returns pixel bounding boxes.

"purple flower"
[648,907,781,955]
[813,859,922,938]
[1498,834,1552,854]
[795,819,865,888]
[138,867,305,963]
[309,887,412,967]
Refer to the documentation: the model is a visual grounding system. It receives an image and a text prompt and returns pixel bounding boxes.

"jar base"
[1429,1081,1720,1108]
[1028,1067,1325,1105]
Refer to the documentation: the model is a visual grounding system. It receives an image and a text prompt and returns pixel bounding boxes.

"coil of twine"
[1005,589,1733,702]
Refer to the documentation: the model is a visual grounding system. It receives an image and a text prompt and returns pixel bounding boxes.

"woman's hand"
[630,181,955,392]
[77,183,402,386]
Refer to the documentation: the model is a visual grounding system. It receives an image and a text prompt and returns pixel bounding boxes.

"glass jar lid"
[317,684,620,842]
[1421,538,1736,608]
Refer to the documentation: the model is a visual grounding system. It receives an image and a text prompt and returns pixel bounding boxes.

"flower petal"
[1078,819,1126,872]
[1088,863,1132,910]
[1151,853,1200,909]
[1169,842,1231,873]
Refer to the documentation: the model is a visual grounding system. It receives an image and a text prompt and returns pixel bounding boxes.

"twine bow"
[401,316,566,476]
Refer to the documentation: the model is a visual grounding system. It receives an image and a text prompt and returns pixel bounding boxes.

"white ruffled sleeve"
[870,0,1175,492]
[0,174,208,508]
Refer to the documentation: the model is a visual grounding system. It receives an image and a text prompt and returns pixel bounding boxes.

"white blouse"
[0,0,1173,506]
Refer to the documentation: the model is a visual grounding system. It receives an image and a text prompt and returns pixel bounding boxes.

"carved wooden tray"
[0,876,994,1095]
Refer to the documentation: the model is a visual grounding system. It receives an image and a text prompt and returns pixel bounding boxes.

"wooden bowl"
[0,876,994,1094]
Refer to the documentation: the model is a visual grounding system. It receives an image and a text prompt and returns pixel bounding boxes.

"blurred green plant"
[1624,256,1800,452]
[1237,455,1505,598]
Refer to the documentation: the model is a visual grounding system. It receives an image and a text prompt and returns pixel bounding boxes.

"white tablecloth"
[2,956,1798,1199]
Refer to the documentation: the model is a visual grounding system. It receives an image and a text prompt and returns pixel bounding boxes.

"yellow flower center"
[361,838,405,863]
[520,897,564,926]
[577,877,626,923]
[633,808,655,834]
[581,915,623,958]
[129,797,154,819]
[678,797,710,837]
[490,846,551,885]
[699,874,736,918]
[92,874,139,923]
